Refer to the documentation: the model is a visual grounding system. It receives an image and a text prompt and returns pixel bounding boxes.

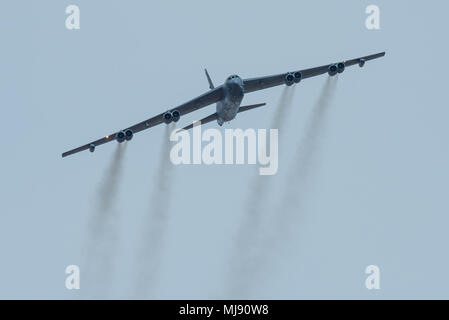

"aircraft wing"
[242,52,385,94]
[62,86,224,157]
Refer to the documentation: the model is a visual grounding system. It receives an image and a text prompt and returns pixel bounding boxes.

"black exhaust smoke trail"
[263,76,338,266]
[227,77,338,297]
[84,143,127,298]
[282,76,338,214]
[134,124,175,298]
[227,86,296,298]
[244,87,296,221]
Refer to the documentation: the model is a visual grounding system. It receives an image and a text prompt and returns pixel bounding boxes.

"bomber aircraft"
[62,52,385,158]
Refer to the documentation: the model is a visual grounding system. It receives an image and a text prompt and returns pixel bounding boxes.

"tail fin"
[205,69,214,89]
[178,103,266,132]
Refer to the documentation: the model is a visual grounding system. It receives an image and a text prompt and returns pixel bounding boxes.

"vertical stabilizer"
[205,69,214,89]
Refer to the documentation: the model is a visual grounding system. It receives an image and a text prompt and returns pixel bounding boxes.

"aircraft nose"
[231,81,242,91]
[229,82,244,98]
[228,80,237,88]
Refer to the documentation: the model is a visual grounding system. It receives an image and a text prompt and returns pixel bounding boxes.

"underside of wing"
[62,52,385,158]
[242,52,385,94]
[62,86,224,157]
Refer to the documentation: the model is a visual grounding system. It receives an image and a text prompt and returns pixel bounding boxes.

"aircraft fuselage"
[216,75,244,125]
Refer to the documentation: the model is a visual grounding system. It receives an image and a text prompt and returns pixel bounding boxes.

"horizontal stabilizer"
[179,103,266,131]
[238,103,266,113]
[180,113,218,131]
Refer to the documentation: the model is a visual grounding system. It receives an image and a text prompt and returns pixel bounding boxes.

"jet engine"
[163,112,172,124]
[116,131,125,143]
[359,58,366,67]
[171,110,180,122]
[328,64,338,76]
[337,62,345,73]
[284,73,294,86]
[293,71,302,83]
[124,129,133,141]
[89,144,95,152]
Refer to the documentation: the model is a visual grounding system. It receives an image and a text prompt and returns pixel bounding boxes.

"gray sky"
[0,0,448,299]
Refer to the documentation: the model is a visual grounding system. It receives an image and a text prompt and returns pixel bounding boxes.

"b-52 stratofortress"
[62,52,385,158]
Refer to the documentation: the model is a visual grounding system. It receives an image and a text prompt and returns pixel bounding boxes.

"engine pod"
[293,71,302,83]
[337,62,345,73]
[89,144,95,152]
[116,131,125,143]
[124,129,133,141]
[359,58,366,67]
[171,110,180,122]
[328,64,338,76]
[284,73,294,86]
[163,112,172,124]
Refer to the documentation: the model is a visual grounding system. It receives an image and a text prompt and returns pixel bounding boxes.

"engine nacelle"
[358,58,366,68]
[328,64,338,76]
[163,112,172,124]
[124,129,133,141]
[171,110,180,122]
[337,62,345,73]
[89,144,95,152]
[293,71,302,83]
[116,131,125,143]
[284,73,294,86]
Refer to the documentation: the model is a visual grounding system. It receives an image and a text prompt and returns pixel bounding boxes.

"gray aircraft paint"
[216,76,245,125]
[2,1,449,300]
